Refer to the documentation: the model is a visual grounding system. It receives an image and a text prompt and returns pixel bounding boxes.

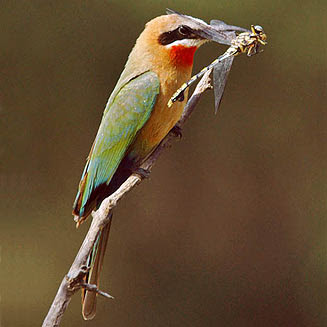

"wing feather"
[73,71,160,218]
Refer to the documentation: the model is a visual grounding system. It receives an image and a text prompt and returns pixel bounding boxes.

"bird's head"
[133,10,235,69]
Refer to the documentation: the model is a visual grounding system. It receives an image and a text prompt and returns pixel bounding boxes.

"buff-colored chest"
[128,65,192,162]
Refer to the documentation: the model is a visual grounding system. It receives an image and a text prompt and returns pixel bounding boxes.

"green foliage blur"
[1,0,326,326]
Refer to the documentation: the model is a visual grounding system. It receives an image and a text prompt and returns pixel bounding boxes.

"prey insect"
[167,25,267,109]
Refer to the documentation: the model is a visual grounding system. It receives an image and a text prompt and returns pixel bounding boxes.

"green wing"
[73,71,160,218]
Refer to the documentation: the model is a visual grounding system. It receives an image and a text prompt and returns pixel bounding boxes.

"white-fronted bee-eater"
[72,9,246,320]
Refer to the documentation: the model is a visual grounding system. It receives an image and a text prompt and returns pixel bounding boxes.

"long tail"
[82,213,112,320]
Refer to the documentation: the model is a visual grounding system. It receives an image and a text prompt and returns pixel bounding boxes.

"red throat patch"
[169,45,197,67]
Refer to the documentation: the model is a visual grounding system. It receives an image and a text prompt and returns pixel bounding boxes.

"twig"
[42,69,213,327]
[80,282,114,299]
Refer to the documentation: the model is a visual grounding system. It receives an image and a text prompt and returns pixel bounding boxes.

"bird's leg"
[132,167,151,179]
[170,124,183,138]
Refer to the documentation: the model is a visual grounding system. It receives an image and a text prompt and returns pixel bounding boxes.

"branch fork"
[65,266,89,293]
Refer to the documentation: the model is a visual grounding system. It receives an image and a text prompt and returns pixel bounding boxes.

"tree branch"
[42,68,213,327]
[80,282,114,299]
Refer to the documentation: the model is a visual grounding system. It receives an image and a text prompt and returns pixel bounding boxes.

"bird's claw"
[132,167,151,179]
[170,125,183,138]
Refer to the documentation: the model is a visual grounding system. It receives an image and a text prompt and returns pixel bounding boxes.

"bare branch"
[42,69,212,327]
[80,282,114,299]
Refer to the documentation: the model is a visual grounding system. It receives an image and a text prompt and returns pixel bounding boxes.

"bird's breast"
[128,66,192,163]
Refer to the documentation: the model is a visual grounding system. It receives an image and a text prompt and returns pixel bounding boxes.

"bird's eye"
[178,25,190,36]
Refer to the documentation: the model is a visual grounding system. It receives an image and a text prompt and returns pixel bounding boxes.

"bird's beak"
[166,9,249,46]
[195,22,248,46]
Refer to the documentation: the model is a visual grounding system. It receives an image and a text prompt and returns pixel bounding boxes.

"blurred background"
[1,0,326,326]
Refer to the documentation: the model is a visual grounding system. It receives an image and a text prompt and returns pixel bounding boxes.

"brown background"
[1,0,326,326]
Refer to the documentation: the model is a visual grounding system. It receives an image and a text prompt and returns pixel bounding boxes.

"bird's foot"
[170,124,183,139]
[132,167,151,179]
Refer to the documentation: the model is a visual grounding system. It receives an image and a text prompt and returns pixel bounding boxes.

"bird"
[72,9,244,320]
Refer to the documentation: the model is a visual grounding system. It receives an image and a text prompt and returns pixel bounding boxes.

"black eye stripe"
[158,25,200,45]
